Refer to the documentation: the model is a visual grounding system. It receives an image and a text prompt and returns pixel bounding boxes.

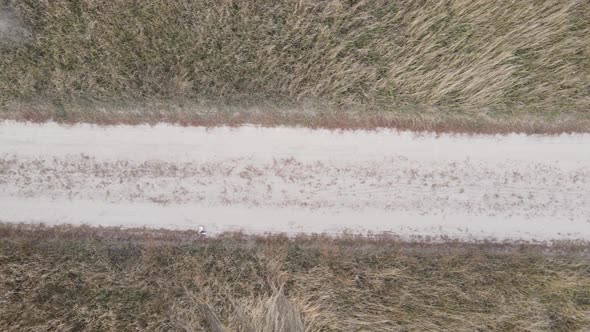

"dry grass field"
[0,0,589,132]
[1,2,590,330]
[1,224,589,331]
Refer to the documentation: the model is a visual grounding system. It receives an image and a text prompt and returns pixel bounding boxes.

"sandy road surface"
[0,121,589,240]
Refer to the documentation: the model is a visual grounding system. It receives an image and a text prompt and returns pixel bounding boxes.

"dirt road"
[1,121,588,240]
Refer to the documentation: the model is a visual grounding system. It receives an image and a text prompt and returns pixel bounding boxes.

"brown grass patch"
[1,223,589,331]
[2,100,589,134]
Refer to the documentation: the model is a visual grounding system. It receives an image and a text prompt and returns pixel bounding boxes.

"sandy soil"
[1,121,589,241]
